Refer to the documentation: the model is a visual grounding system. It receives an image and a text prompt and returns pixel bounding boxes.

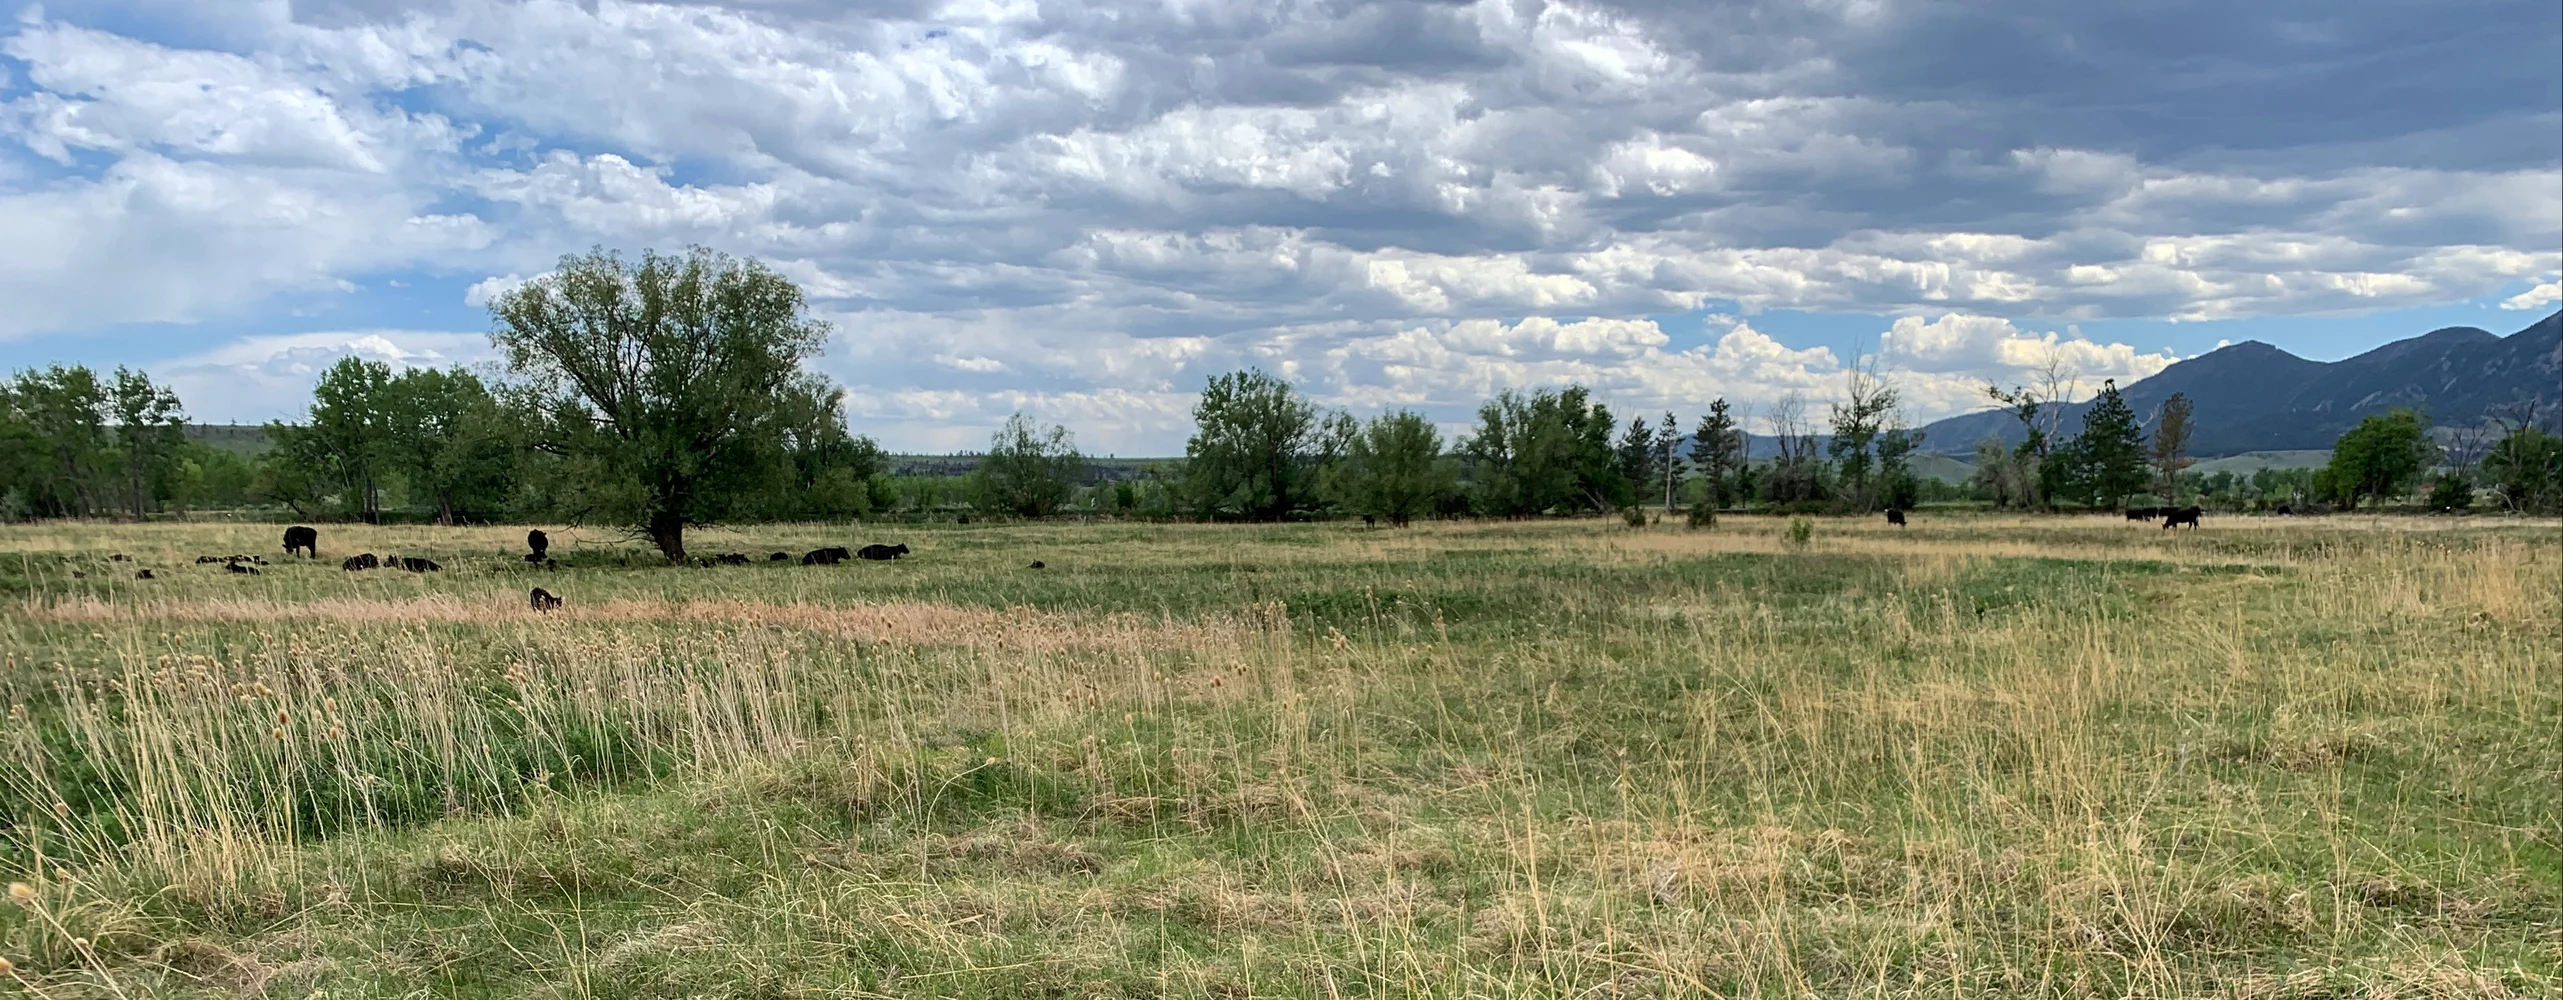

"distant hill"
[1916,311,2562,457]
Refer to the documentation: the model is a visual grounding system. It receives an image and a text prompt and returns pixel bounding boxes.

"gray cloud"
[0,0,2555,449]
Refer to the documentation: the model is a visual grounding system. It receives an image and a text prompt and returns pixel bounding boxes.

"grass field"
[0,515,2553,998]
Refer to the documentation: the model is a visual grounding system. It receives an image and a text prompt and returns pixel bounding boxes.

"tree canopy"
[490,245,847,560]
[2325,409,2434,509]
[1180,370,1322,521]
[976,413,1086,518]
[1327,409,1454,526]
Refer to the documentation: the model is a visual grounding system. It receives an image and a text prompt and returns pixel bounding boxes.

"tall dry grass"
[0,515,2549,997]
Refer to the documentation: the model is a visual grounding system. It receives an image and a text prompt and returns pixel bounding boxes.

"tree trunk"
[648,510,686,563]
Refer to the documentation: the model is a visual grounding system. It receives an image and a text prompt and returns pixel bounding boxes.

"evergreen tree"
[1614,414,1655,500]
[2069,379,2149,508]
[1653,410,1683,510]
[1689,399,1743,524]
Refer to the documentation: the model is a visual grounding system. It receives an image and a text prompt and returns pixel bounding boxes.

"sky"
[0,0,2556,455]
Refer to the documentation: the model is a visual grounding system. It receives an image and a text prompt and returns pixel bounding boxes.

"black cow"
[768,552,791,561]
[1885,509,1907,527]
[1028,560,1046,569]
[395,556,442,572]
[802,547,849,566]
[110,554,130,562]
[529,587,563,611]
[133,569,154,580]
[226,562,260,575]
[341,553,379,571]
[714,553,751,565]
[2161,506,2203,530]
[857,543,909,561]
[282,525,319,558]
[2274,504,2292,516]
[2125,506,2158,521]
[526,529,550,563]
[195,555,222,564]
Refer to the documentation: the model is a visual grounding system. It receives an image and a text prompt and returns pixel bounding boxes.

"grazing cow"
[1362,514,1377,526]
[70,571,84,579]
[395,556,442,572]
[801,547,849,566]
[282,525,319,559]
[529,587,563,611]
[2125,506,2158,521]
[133,569,154,580]
[2161,506,2203,530]
[714,553,751,565]
[226,562,260,575]
[2274,504,2292,516]
[856,543,909,561]
[1028,560,1046,569]
[195,556,221,564]
[768,552,791,562]
[526,529,550,562]
[1885,509,1907,527]
[341,553,380,571]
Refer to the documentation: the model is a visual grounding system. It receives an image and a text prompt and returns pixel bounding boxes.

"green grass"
[0,514,2553,997]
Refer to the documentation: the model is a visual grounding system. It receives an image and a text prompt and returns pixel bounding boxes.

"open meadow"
[0,514,2553,998]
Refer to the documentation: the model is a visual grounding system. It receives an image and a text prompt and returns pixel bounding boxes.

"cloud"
[157,330,495,422]
[2500,279,2561,311]
[0,1,2555,449]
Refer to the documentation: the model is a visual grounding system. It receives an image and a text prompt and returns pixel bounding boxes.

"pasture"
[0,515,2553,998]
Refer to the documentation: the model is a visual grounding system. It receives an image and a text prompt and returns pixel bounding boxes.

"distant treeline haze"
[7,248,2559,553]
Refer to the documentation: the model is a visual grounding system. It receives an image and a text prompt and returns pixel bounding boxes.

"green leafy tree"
[975,413,1086,518]
[380,367,520,524]
[2150,392,2197,500]
[1180,370,1321,521]
[2482,424,2563,513]
[265,357,398,521]
[7,365,113,516]
[1826,368,1900,511]
[2324,409,2434,510]
[105,367,188,519]
[2425,474,2474,513]
[1330,409,1455,526]
[1463,386,1626,516]
[1970,436,2025,509]
[490,246,837,561]
[2066,379,2149,509]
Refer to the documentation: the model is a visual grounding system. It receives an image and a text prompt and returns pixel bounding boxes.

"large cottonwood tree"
[489,246,839,562]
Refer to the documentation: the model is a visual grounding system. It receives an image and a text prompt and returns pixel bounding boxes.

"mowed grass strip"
[0,515,2552,998]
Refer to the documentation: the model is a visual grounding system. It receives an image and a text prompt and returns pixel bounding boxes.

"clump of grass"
[1784,515,1814,548]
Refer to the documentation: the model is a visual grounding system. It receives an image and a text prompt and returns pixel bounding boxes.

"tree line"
[7,247,2559,552]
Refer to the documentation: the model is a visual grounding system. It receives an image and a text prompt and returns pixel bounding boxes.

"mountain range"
[1909,311,2562,458]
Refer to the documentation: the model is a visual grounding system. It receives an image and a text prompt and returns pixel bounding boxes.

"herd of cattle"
[83,508,2224,596]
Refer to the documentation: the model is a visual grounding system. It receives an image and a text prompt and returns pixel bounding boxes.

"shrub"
[2426,475,2474,513]
[1621,507,1647,528]
[1784,516,1813,549]
[1686,502,1716,530]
